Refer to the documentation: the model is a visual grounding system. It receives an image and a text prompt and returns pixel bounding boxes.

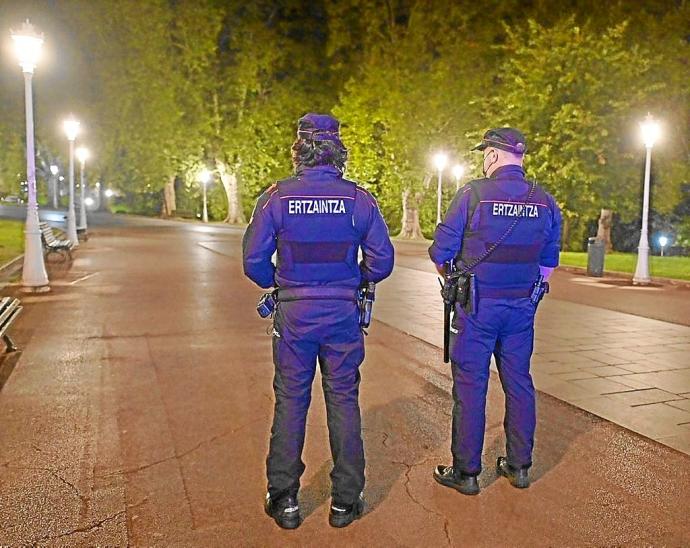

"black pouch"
[453,273,471,308]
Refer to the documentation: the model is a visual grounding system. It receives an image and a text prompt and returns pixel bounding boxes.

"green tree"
[486,18,661,249]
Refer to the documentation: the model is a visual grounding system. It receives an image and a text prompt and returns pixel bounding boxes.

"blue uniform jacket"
[243,165,394,289]
[429,165,561,294]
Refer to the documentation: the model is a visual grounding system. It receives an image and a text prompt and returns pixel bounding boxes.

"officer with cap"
[429,128,561,495]
[243,113,394,529]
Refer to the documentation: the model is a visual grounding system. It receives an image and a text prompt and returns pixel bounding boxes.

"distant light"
[11,20,44,73]
[452,164,465,180]
[84,197,95,207]
[433,152,448,172]
[199,169,212,184]
[640,113,661,149]
[59,175,65,181]
[63,117,80,141]
[658,236,668,247]
[76,146,90,163]
[50,165,59,175]
[105,189,114,198]
[95,182,101,188]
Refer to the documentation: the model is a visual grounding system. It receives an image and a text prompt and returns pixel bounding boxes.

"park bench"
[0,297,22,353]
[39,222,74,260]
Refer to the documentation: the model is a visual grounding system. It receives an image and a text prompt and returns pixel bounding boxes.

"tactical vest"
[459,177,553,298]
[274,176,361,286]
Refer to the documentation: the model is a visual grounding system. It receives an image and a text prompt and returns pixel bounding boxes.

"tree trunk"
[397,188,425,239]
[596,208,613,252]
[162,175,176,217]
[216,158,245,224]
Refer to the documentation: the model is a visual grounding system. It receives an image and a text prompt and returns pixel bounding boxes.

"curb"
[559,265,690,289]
[0,254,24,280]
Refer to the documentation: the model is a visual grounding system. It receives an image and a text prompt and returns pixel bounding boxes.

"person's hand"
[435,263,446,276]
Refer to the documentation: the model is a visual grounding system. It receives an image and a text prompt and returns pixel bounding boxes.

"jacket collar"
[490,164,525,179]
[296,164,342,178]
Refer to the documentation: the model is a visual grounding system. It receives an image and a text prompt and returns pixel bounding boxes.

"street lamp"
[433,152,448,225]
[632,113,661,285]
[76,146,90,234]
[199,169,211,223]
[63,117,80,247]
[50,164,59,208]
[11,20,49,291]
[658,235,668,257]
[452,164,465,191]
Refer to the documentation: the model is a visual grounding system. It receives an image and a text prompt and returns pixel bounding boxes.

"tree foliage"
[0,0,687,247]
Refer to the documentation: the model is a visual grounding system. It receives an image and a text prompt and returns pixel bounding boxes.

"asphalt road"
[0,217,688,546]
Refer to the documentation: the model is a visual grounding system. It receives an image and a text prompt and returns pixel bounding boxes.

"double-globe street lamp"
[63,118,80,247]
[76,146,90,234]
[199,169,211,223]
[11,20,49,291]
[632,113,661,285]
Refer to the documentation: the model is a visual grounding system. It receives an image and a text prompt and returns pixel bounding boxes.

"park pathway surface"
[0,221,688,546]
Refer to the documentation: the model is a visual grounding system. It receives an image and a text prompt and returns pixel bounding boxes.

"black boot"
[433,465,480,495]
[329,493,365,528]
[264,493,301,529]
[496,457,530,489]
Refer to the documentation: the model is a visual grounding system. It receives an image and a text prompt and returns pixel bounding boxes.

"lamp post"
[632,113,660,285]
[49,164,59,208]
[658,235,668,257]
[63,118,80,247]
[11,20,49,292]
[433,152,448,225]
[199,169,211,223]
[452,164,465,191]
[76,146,90,233]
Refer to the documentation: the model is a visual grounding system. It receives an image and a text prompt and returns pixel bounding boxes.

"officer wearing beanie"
[243,114,394,528]
[429,128,561,495]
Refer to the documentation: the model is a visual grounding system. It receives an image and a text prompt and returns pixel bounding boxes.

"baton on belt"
[440,261,457,363]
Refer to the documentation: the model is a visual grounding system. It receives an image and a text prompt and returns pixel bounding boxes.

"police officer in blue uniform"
[429,128,561,495]
[243,113,394,529]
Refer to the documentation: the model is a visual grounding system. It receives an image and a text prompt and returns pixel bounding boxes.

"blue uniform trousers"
[267,299,365,506]
[450,298,536,475]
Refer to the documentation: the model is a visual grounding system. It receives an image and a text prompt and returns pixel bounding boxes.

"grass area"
[0,219,24,266]
[560,251,690,281]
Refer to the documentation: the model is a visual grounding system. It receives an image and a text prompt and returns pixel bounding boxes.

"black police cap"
[471,127,527,154]
[297,113,343,146]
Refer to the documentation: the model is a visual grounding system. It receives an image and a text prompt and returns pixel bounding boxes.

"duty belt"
[478,286,532,299]
[275,286,358,302]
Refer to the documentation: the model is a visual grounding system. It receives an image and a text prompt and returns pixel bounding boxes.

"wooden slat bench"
[0,297,22,352]
[39,222,74,260]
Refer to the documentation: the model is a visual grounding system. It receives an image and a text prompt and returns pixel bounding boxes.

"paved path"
[383,240,690,455]
[0,221,688,546]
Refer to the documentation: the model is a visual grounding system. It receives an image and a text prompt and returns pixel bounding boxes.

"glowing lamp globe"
[63,118,80,142]
[433,152,448,172]
[11,20,44,73]
[199,169,212,184]
[452,164,465,180]
[640,114,660,149]
[76,147,90,164]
